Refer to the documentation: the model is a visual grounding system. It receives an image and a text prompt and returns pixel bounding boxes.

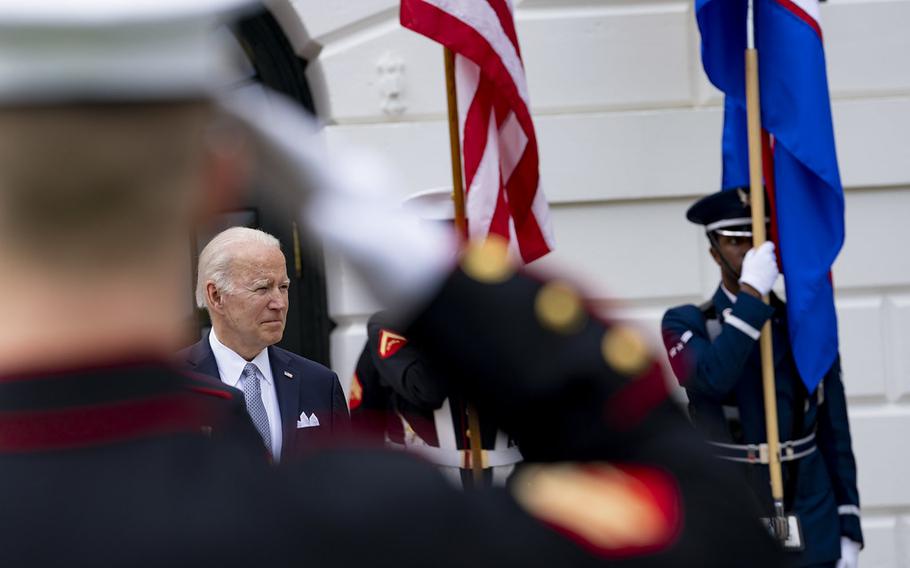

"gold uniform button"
[601,326,651,375]
[461,235,514,284]
[534,281,585,334]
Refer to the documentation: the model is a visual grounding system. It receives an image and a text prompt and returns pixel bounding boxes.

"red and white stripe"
[401,0,554,263]
[777,0,822,38]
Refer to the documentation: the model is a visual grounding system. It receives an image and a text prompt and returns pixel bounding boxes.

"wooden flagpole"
[443,46,484,486]
[745,0,788,542]
[444,48,468,241]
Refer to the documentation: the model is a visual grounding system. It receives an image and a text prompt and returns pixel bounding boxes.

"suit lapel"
[185,334,220,380]
[269,346,300,454]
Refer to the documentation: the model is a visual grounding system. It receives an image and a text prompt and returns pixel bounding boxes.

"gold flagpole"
[444,46,484,486]
[745,0,788,542]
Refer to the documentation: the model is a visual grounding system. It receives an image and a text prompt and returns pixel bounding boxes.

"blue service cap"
[686,187,767,237]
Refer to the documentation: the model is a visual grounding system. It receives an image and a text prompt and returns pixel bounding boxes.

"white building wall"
[274,1,910,564]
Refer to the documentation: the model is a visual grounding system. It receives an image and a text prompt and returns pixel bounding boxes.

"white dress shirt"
[209,330,283,461]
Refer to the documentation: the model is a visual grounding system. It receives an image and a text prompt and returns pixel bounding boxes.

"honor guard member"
[0,2,786,565]
[350,189,522,488]
[661,188,862,567]
[350,312,522,488]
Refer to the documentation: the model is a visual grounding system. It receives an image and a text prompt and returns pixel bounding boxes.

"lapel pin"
[284,371,294,379]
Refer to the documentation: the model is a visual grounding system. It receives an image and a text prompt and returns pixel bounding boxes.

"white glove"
[218,89,457,313]
[738,241,779,296]
[836,537,860,568]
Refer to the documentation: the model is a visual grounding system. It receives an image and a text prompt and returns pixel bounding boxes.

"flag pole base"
[762,508,804,551]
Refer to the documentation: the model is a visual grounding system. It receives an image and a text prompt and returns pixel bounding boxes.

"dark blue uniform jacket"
[662,286,863,566]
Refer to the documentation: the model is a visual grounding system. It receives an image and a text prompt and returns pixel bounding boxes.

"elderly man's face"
[219,243,290,357]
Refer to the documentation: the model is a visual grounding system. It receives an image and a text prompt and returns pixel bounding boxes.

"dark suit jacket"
[178,334,349,460]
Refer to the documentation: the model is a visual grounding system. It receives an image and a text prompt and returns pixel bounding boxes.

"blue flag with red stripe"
[696,0,844,393]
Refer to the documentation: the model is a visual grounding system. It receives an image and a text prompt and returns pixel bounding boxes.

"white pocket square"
[296,412,320,429]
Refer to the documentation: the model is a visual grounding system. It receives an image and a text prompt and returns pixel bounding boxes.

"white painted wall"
[273,1,910,564]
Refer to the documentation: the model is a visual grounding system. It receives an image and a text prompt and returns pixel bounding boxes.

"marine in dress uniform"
[0,2,788,565]
[0,360,265,457]
[350,311,522,488]
[661,189,863,567]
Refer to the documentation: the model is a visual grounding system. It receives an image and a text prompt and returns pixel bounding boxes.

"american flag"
[401,0,554,263]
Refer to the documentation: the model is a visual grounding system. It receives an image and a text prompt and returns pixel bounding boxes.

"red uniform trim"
[186,385,233,400]
[0,394,213,452]
[604,362,669,431]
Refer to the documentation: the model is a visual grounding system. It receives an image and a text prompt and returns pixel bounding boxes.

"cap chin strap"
[707,231,741,282]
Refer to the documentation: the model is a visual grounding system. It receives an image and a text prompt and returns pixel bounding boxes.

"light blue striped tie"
[240,363,272,454]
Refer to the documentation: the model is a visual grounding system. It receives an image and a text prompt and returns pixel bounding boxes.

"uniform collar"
[720,284,737,304]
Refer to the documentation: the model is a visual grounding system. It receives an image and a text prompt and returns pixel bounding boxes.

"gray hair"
[195,226,281,309]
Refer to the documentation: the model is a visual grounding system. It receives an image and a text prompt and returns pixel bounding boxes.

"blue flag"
[721,97,750,190]
[696,0,844,393]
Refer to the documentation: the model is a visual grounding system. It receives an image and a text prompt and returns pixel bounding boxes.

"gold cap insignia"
[737,187,749,207]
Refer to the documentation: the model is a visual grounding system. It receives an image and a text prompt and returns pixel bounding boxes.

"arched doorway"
[191,7,332,367]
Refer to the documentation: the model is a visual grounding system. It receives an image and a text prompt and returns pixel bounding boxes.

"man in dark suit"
[180,226,348,461]
[661,188,862,567]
